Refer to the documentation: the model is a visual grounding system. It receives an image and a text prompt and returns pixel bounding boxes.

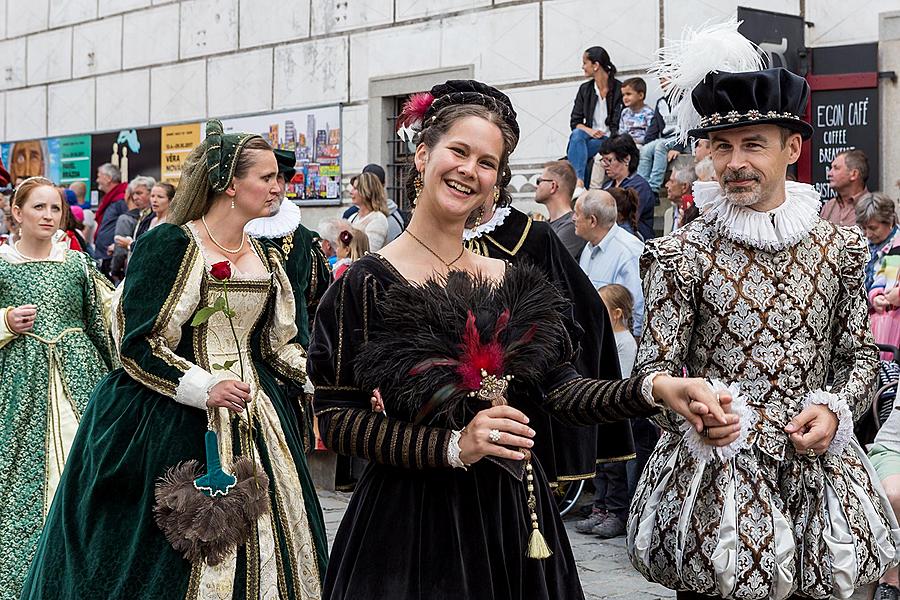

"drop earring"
[231,198,235,209]
[413,172,424,204]
[472,205,485,228]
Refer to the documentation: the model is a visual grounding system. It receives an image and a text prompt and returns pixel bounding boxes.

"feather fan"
[354,262,570,428]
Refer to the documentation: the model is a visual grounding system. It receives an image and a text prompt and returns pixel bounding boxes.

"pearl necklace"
[201,216,245,255]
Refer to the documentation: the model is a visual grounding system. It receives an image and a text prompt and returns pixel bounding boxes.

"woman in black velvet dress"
[308,80,734,600]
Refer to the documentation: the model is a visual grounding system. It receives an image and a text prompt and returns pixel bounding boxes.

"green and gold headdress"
[169,119,265,225]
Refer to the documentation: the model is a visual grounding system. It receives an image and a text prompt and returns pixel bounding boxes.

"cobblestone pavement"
[318,490,872,599]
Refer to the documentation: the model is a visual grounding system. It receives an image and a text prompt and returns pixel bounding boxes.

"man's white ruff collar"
[245,198,301,239]
[693,180,821,251]
[463,206,510,241]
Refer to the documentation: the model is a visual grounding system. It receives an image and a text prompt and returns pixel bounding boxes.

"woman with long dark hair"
[607,186,642,241]
[309,80,732,600]
[566,46,624,193]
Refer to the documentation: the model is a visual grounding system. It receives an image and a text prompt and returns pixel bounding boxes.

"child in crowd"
[598,284,637,375]
[618,78,655,146]
[637,77,686,190]
[333,227,369,280]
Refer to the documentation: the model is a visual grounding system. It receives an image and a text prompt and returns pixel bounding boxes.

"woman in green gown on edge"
[0,177,115,600]
[22,121,328,600]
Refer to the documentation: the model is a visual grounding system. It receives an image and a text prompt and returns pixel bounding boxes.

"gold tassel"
[524,460,552,559]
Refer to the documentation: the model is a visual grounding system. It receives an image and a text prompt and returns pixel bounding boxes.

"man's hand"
[666,149,680,162]
[784,403,839,457]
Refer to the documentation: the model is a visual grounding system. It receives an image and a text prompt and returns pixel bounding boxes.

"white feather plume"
[651,18,765,144]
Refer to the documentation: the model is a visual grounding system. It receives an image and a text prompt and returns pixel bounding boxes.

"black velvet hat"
[687,67,813,140]
[273,148,296,180]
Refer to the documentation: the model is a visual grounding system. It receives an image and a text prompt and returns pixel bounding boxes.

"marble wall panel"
[48,78,95,136]
[73,17,123,78]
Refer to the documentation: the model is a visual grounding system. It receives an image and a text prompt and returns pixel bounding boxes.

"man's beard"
[268,196,284,216]
[721,168,763,207]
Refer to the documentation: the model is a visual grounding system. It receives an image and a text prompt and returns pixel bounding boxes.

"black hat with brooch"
[687,67,813,140]
[653,18,813,143]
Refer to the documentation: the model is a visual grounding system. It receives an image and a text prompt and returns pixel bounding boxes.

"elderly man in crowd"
[92,163,128,276]
[573,189,644,335]
[110,175,155,283]
[821,149,870,226]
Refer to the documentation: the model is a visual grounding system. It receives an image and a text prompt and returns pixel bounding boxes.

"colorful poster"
[160,123,201,187]
[218,106,342,205]
[58,135,92,186]
[0,138,61,185]
[90,128,162,191]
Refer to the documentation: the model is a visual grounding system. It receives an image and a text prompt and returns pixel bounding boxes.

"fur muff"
[153,457,271,566]
[354,262,572,427]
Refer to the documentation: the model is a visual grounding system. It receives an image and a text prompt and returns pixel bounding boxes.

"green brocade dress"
[21,224,328,600]
[0,244,114,600]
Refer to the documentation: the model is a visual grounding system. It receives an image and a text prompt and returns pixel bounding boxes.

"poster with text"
[58,136,92,187]
[218,106,342,205]
[161,123,201,187]
[90,127,162,192]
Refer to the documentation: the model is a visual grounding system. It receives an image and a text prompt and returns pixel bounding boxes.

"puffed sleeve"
[829,227,879,421]
[116,223,214,409]
[634,234,698,431]
[308,262,454,469]
[258,245,307,387]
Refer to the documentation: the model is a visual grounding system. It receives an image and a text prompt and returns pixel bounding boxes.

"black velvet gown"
[308,256,657,600]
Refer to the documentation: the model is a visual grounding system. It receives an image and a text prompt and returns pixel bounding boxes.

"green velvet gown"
[0,245,115,600]
[21,224,328,600]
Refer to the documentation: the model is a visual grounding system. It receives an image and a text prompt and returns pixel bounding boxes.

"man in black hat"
[626,27,894,600]
[246,148,330,449]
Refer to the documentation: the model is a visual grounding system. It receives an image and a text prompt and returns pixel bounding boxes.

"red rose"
[210,261,232,281]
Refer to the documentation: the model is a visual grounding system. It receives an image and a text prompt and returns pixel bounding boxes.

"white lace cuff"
[447,429,467,470]
[682,380,757,463]
[174,365,216,410]
[803,390,853,456]
[641,371,666,406]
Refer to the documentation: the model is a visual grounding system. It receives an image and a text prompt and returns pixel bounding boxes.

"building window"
[386,94,415,211]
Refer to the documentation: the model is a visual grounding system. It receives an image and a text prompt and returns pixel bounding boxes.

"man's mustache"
[723,169,760,184]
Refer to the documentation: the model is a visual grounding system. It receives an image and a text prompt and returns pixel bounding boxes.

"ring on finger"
[701,427,710,438]
[488,429,501,443]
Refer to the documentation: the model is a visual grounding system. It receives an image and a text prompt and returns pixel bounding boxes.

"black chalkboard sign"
[809,87,879,199]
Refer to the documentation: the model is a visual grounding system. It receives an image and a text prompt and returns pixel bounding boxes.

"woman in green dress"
[22,121,328,599]
[0,177,115,600]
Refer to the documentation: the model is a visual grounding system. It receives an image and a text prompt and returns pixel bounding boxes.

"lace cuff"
[447,429,467,470]
[174,365,216,410]
[803,390,854,456]
[641,371,666,406]
[682,380,757,463]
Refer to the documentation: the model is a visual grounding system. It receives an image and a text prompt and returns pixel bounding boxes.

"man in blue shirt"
[573,189,645,337]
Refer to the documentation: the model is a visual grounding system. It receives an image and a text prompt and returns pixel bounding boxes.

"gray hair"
[317,217,352,245]
[855,192,898,227]
[671,165,697,186]
[98,163,121,183]
[580,189,618,226]
[694,156,716,182]
[127,175,156,196]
